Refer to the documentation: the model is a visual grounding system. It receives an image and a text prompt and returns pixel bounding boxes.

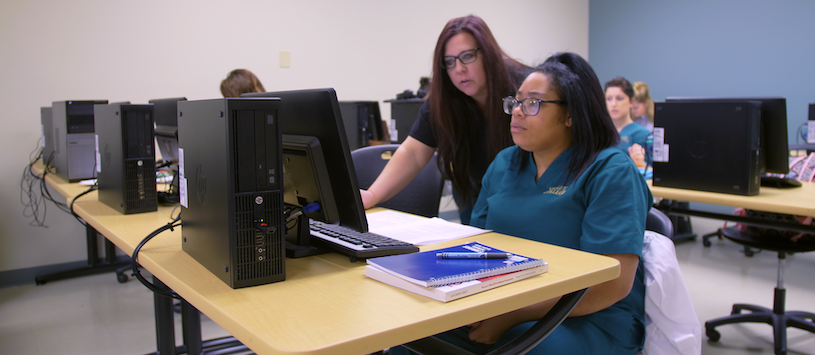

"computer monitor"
[666,97,789,174]
[148,97,186,163]
[243,88,368,235]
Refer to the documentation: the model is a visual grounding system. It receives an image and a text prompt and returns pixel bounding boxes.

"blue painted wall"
[589,0,815,143]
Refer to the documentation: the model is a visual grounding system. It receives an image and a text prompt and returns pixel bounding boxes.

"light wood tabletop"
[41,163,621,355]
[649,180,815,217]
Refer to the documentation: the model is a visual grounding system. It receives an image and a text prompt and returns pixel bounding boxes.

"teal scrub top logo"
[544,186,568,195]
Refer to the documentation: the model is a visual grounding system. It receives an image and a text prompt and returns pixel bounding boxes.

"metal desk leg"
[34,224,132,285]
[181,300,203,354]
[153,276,177,355]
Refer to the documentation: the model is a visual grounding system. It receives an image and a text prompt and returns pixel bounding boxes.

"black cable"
[797,122,808,144]
[20,147,47,227]
[68,184,97,227]
[132,214,183,299]
[38,152,72,215]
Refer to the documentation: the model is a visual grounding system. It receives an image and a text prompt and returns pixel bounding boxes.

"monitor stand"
[285,213,330,258]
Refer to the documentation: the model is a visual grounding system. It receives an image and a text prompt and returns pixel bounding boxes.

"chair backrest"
[351,144,444,217]
[646,208,674,239]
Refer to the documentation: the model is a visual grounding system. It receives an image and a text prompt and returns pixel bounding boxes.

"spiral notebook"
[366,241,548,288]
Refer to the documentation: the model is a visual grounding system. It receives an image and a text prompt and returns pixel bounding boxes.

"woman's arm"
[360,136,436,209]
[467,252,639,344]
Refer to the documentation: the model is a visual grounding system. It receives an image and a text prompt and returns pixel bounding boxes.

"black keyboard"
[309,220,419,260]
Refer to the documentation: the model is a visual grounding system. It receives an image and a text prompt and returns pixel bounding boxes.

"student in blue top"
[389,52,652,355]
[605,76,650,164]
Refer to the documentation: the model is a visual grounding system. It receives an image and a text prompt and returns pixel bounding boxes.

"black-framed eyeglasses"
[503,96,565,116]
[442,48,480,69]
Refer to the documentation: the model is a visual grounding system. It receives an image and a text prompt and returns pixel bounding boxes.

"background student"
[392,52,651,355]
[631,81,654,132]
[220,69,266,97]
[359,15,530,224]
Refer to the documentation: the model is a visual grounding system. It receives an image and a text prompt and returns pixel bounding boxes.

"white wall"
[0,0,588,273]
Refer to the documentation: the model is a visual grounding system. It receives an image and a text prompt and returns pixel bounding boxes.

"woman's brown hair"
[220,69,266,97]
[429,15,528,209]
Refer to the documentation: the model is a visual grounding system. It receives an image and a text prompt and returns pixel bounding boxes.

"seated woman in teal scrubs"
[390,52,652,355]
[604,76,650,156]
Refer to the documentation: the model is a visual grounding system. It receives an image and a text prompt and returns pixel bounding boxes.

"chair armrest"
[402,288,589,355]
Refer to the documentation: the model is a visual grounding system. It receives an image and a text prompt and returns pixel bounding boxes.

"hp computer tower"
[51,100,108,182]
[652,101,761,195]
[178,97,285,288]
[94,103,158,214]
[41,107,54,166]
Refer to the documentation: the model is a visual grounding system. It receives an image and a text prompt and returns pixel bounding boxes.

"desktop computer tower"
[51,100,108,182]
[41,107,54,166]
[94,103,158,214]
[652,101,761,195]
[177,97,285,288]
[339,101,384,150]
[385,99,424,143]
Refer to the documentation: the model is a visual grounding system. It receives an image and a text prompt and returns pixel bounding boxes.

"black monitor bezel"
[243,88,368,233]
[665,96,789,174]
[281,134,339,225]
[149,97,187,128]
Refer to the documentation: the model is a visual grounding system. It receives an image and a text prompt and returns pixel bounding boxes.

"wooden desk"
[648,180,815,233]
[44,164,621,355]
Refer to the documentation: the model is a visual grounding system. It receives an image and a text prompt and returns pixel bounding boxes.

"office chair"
[646,207,674,238]
[351,144,444,218]
[704,226,815,355]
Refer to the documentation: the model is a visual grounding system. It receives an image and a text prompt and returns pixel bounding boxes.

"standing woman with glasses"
[391,53,651,355]
[359,15,530,224]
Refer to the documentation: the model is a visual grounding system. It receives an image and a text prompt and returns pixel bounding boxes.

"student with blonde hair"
[631,81,654,131]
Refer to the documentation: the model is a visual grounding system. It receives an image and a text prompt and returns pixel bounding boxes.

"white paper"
[366,210,490,245]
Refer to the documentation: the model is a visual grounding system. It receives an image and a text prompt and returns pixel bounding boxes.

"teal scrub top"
[617,122,650,152]
[470,145,652,349]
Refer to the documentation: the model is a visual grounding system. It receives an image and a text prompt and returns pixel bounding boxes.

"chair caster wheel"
[703,238,712,247]
[706,328,721,342]
[117,273,128,283]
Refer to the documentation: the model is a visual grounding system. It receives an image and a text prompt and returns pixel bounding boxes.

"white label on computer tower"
[178,147,187,207]
[808,121,815,144]
[652,128,668,162]
[95,134,101,173]
[178,148,185,177]
[180,177,188,208]
[390,120,399,143]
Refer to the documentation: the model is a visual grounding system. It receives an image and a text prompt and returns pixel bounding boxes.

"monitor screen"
[149,97,187,127]
[665,97,789,174]
[243,88,368,233]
